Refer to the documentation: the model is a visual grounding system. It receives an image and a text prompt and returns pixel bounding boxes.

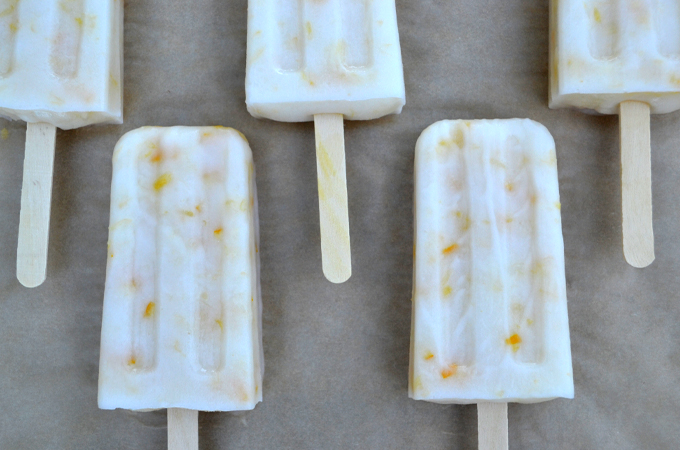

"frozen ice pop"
[98,127,262,449]
[409,120,574,449]
[245,0,405,283]
[548,0,679,267]
[0,0,123,287]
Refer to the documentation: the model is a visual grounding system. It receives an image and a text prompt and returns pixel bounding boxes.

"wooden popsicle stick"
[16,122,57,288]
[167,408,198,450]
[478,402,508,450]
[313,113,351,283]
[619,101,654,268]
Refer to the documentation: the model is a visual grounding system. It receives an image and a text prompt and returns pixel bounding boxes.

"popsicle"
[548,0,680,267]
[409,120,574,449]
[245,0,405,283]
[98,127,263,450]
[0,0,123,287]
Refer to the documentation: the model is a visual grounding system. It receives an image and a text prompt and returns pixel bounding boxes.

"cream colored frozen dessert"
[0,0,123,128]
[245,0,405,121]
[245,0,405,283]
[550,0,680,114]
[409,119,573,404]
[550,0,665,269]
[98,127,262,412]
[9,0,124,288]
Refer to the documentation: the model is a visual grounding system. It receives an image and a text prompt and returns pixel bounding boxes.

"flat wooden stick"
[314,113,351,283]
[167,408,198,450]
[17,122,57,288]
[619,101,654,268]
[478,402,508,450]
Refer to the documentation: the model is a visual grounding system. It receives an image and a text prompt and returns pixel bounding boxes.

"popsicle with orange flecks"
[409,119,573,450]
[548,0,680,267]
[98,127,263,450]
[0,0,124,287]
[245,0,406,283]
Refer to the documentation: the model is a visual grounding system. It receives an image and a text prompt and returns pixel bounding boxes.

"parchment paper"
[0,1,679,449]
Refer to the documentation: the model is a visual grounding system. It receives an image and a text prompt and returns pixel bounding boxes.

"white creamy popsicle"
[245,0,405,283]
[0,0,122,128]
[245,0,405,121]
[410,119,573,449]
[549,0,679,267]
[0,0,123,287]
[98,127,262,449]
[549,0,680,114]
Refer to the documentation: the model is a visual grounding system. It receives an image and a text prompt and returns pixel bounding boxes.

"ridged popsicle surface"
[410,119,573,404]
[98,127,263,411]
[0,0,122,129]
[550,0,680,114]
[246,0,405,122]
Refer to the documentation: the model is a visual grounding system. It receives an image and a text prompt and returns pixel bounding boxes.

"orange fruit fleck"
[441,364,458,379]
[424,351,434,361]
[144,302,155,318]
[442,243,459,254]
[505,334,521,346]
[214,228,223,236]
[153,173,171,191]
[150,150,162,163]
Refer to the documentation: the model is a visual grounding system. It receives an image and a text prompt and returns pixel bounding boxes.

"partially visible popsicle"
[0,0,123,286]
[549,0,680,267]
[245,0,405,283]
[98,127,263,450]
[409,120,574,449]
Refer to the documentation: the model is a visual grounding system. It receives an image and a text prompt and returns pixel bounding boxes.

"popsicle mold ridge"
[50,0,85,78]
[410,119,574,404]
[0,0,20,77]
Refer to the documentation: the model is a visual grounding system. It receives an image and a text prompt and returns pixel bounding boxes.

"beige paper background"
[0,0,679,448]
